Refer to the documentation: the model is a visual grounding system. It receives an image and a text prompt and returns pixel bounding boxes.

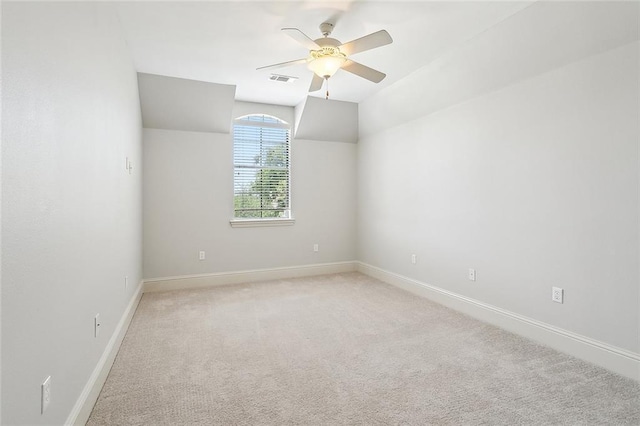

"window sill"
[229,218,296,228]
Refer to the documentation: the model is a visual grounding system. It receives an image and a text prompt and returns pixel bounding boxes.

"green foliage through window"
[233,115,290,218]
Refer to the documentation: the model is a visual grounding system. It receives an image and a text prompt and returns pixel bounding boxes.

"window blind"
[233,115,290,219]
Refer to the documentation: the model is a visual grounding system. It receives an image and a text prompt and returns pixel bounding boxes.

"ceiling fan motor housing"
[319,22,334,37]
[313,37,341,48]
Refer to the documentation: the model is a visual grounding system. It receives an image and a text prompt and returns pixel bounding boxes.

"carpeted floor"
[87,272,640,425]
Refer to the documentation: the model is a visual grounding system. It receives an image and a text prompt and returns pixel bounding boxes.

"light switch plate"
[41,376,51,414]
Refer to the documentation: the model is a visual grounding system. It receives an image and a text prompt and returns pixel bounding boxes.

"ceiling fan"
[258,22,393,99]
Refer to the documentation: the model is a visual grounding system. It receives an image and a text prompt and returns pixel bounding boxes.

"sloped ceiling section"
[138,73,236,133]
[359,1,640,138]
[295,96,358,143]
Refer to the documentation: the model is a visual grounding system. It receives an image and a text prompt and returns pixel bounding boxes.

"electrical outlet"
[94,314,101,338]
[411,254,417,264]
[199,251,205,260]
[552,287,564,303]
[41,376,51,414]
[313,244,319,252]
[468,268,476,281]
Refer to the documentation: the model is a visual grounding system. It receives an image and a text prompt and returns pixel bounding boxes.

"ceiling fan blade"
[339,30,393,56]
[257,58,308,71]
[309,74,324,92]
[282,28,321,50]
[341,60,386,83]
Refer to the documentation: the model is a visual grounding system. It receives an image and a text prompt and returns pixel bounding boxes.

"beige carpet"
[87,272,640,425]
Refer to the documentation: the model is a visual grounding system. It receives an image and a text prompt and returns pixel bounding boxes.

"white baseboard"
[144,261,358,293]
[65,281,144,426]
[357,262,640,382]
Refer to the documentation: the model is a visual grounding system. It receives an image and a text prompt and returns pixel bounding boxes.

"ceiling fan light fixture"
[307,47,347,78]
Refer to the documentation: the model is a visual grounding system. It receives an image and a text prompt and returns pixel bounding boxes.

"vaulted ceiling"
[115,1,534,106]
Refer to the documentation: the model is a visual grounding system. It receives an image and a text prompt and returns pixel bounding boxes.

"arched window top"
[235,114,289,129]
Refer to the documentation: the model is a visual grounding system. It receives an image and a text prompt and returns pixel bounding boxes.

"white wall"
[358,41,639,354]
[2,3,142,425]
[138,73,236,133]
[295,97,359,143]
[143,125,357,279]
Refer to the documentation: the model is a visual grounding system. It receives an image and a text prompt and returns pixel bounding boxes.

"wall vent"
[269,74,298,83]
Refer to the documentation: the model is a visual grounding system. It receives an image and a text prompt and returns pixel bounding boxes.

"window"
[232,114,291,222]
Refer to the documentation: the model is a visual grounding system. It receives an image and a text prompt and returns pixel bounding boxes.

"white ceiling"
[115,1,534,106]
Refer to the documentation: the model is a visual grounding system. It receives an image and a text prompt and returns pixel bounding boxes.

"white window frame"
[230,114,294,228]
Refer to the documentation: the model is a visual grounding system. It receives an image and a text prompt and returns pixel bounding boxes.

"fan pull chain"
[325,77,329,100]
